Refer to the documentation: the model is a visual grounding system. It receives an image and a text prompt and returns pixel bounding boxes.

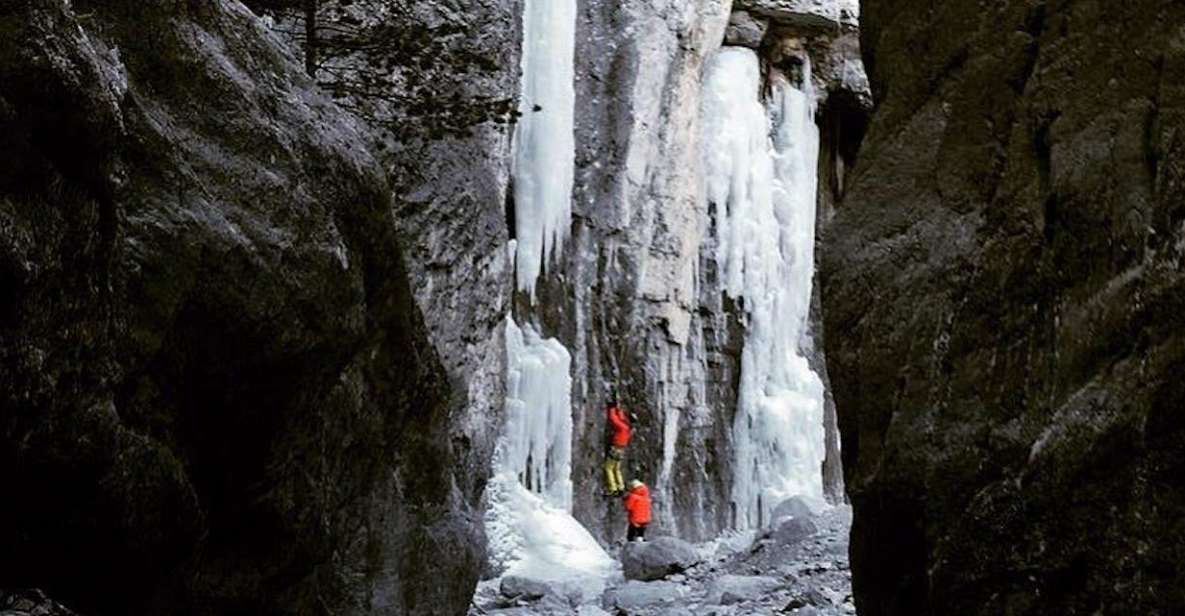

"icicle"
[512,0,576,300]
[498,316,574,510]
[701,48,827,529]
[485,318,614,586]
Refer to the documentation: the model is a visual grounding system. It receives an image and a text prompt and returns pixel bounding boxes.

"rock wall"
[548,0,736,543]
[524,0,867,542]
[0,1,481,613]
[823,0,1185,613]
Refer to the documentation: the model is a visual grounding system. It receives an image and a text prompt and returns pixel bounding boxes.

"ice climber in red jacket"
[603,401,631,496]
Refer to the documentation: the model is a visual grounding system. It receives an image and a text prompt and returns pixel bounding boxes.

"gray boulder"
[771,516,818,546]
[802,586,832,606]
[498,576,582,607]
[709,574,783,605]
[621,537,702,581]
[724,10,768,49]
[734,0,859,29]
[602,580,688,611]
[771,497,816,523]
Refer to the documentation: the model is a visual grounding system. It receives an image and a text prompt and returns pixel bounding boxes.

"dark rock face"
[823,0,1185,614]
[0,1,478,614]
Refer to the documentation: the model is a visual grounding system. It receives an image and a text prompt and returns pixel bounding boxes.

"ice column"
[512,0,576,299]
[497,317,574,509]
[701,48,827,528]
[485,318,613,582]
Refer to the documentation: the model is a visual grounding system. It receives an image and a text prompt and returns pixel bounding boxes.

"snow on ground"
[472,505,854,615]
[483,318,619,606]
[485,475,619,597]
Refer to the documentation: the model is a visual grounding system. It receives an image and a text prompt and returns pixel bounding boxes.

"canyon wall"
[0,1,485,613]
[823,0,1185,613]
[535,0,866,542]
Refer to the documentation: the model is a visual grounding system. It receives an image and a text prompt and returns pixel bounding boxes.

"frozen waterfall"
[512,0,576,299]
[701,47,827,528]
[485,318,613,588]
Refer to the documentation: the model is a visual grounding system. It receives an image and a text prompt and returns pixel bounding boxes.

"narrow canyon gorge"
[1,0,1181,615]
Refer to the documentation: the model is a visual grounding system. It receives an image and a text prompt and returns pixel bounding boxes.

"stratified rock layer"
[0,1,478,613]
[823,0,1185,614]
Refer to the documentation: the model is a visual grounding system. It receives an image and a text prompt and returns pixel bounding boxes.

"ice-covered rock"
[621,537,702,581]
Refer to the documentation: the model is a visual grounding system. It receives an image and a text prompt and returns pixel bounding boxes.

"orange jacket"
[607,406,631,448]
[623,484,652,526]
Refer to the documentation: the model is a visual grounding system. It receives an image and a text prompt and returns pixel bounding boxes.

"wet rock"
[622,537,702,581]
[601,580,688,611]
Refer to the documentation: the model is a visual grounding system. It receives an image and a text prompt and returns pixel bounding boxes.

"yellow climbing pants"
[603,447,625,493]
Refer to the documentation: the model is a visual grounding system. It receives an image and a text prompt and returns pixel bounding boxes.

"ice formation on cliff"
[512,0,576,299]
[485,318,613,586]
[701,47,827,528]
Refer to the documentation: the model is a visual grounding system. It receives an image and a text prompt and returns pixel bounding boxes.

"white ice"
[512,0,576,300]
[485,318,615,594]
[701,47,827,529]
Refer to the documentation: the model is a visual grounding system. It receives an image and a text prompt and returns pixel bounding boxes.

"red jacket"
[623,484,652,526]
[607,406,631,448]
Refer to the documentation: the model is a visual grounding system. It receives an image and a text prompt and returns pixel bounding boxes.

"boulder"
[601,580,688,611]
[498,575,582,607]
[621,537,702,581]
[771,496,816,523]
[709,575,783,605]
[734,0,859,30]
[770,517,819,547]
[0,590,79,616]
[724,11,768,49]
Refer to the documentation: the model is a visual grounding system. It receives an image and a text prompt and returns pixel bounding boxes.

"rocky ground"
[471,504,854,616]
[0,590,79,616]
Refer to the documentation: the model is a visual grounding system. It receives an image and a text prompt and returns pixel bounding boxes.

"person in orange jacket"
[603,401,632,496]
[623,480,651,542]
